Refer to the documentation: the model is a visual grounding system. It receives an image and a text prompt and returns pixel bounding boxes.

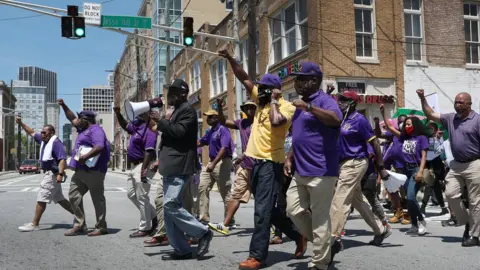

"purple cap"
[291,61,323,77]
[77,110,96,119]
[255,74,282,90]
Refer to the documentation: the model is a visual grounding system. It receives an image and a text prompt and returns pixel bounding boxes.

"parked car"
[19,159,41,174]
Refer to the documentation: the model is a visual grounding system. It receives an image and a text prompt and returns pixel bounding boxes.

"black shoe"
[441,216,457,227]
[420,205,426,215]
[161,252,193,261]
[369,225,392,246]
[329,239,342,267]
[463,223,470,240]
[440,207,449,216]
[308,267,321,270]
[462,237,479,247]
[196,229,213,258]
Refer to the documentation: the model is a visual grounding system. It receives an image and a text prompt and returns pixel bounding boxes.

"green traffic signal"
[184,37,193,46]
[75,28,85,37]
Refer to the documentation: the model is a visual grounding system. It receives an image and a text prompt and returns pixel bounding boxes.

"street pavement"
[0,171,478,270]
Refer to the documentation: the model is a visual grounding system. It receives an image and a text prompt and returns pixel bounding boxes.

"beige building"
[0,81,17,171]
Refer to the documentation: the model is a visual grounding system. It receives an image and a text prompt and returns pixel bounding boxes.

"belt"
[456,158,479,163]
[405,163,418,168]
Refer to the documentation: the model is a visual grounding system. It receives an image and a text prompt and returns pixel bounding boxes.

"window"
[465,3,480,64]
[189,61,201,92]
[404,0,423,61]
[210,59,227,97]
[270,0,308,64]
[354,0,375,58]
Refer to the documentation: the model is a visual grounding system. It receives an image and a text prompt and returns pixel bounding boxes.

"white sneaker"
[418,220,427,236]
[405,226,418,235]
[18,222,39,232]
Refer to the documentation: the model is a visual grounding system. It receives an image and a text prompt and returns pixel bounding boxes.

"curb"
[0,171,17,176]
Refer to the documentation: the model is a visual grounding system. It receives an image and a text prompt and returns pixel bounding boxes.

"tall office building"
[152,0,229,96]
[62,123,72,156]
[107,73,114,87]
[12,80,46,132]
[81,85,114,113]
[46,103,60,134]
[18,66,57,103]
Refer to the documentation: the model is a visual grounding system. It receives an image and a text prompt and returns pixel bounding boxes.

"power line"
[0,14,42,21]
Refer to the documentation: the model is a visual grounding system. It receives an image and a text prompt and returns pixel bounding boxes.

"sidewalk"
[0,171,17,176]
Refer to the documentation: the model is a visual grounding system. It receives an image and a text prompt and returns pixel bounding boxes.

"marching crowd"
[15,47,480,270]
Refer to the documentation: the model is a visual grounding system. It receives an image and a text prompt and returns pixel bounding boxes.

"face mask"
[405,126,414,136]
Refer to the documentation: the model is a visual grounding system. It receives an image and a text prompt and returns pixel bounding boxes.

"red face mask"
[405,126,414,136]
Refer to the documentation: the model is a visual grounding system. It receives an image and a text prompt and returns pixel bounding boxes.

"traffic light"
[61,16,73,38]
[74,17,86,38]
[61,5,85,39]
[183,17,194,47]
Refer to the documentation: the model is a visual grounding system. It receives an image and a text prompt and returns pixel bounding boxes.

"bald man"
[417,89,479,247]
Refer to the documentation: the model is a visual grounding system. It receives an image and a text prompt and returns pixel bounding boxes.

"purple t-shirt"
[292,90,343,177]
[399,134,428,165]
[440,112,480,162]
[365,143,375,177]
[126,123,158,162]
[200,124,233,161]
[70,124,111,173]
[383,131,404,169]
[338,111,375,161]
[34,134,67,171]
[234,119,254,170]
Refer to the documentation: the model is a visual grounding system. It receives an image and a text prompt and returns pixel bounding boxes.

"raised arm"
[15,116,35,137]
[113,106,129,132]
[219,49,255,96]
[373,117,389,139]
[380,104,401,138]
[57,98,80,127]
[416,89,440,122]
[216,99,237,129]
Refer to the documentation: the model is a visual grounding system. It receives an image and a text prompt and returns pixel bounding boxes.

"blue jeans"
[404,165,424,227]
[163,175,208,255]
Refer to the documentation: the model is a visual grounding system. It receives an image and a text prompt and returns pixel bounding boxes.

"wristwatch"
[57,172,64,176]
[307,103,312,112]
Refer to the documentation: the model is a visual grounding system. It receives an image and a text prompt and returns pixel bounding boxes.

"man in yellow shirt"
[219,49,306,270]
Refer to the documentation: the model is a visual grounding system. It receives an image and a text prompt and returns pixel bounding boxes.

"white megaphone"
[124,100,151,121]
[124,96,164,121]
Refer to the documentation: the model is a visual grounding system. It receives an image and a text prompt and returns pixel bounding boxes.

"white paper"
[74,145,100,168]
[425,93,440,113]
[384,170,408,193]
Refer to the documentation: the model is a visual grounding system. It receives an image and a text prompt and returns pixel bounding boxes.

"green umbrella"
[392,108,448,140]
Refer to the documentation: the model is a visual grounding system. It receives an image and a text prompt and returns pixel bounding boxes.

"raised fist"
[57,98,65,106]
[416,89,425,99]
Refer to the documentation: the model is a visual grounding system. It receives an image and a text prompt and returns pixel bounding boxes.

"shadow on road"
[425,235,463,243]
[263,250,310,268]
[144,249,215,261]
[342,229,374,237]
[287,261,340,270]
[225,227,255,237]
[39,223,72,230]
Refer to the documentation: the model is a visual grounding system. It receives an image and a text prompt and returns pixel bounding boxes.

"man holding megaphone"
[114,105,159,238]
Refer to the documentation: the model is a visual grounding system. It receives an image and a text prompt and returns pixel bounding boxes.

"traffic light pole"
[16,113,21,169]
[0,0,221,56]
[164,0,171,85]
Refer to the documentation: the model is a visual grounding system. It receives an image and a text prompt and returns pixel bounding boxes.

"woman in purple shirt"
[381,104,429,236]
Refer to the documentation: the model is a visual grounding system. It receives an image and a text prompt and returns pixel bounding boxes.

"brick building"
[404,0,480,113]
[168,0,406,164]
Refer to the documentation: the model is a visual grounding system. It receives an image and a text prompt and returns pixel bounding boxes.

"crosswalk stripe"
[33,187,40,192]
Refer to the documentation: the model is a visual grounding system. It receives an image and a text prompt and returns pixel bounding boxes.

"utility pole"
[17,113,21,168]
[233,0,243,155]
[247,0,257,78]
[164,0,171,86]
[135,33,142,102]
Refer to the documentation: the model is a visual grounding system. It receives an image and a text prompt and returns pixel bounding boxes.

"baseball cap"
[203,109,219,116]
[240,100,257,109]
[77,110,96,119]
[338,91,360,102]
[255,74,282,90]
[164,79,189,92]
[291,62,323,77]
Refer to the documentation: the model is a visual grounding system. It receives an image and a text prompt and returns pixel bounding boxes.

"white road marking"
[32,187,40,192]
[20,188,31,192]
[117,187,127,192]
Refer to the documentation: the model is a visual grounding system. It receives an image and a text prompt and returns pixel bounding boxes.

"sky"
[0,0,144,137]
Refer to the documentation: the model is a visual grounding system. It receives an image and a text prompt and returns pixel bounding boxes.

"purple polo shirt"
[440,112,480,162]
[399,134,428,165]
[383,131,405,169]
[70,124,111,173]
[234,119,254,170]
[292,90,343,177]
[126,123,158,163]
[33,134,67,171]
[199,124,233,161]
[338,111,376,161]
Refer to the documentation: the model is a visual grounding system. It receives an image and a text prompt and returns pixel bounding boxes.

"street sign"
[83,3,102,26]
[101,15,152,29]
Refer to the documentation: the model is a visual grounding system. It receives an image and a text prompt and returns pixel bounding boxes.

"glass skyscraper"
[18,66,57,103]
[153,0,183,97]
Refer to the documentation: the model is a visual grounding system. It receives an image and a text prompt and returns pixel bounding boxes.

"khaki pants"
[231,167,252,203]
[330,158,383,237]
[127,164,156,231]
[287,172,336,270]
[198,157,233,222]
[69,169,107,230]
[445,159,480,237]
[153,173,199,237]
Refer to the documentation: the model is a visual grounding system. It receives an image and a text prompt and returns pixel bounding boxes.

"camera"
[258,87,273,104]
